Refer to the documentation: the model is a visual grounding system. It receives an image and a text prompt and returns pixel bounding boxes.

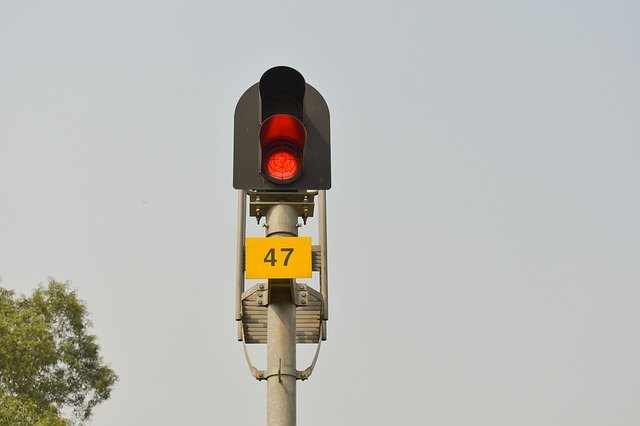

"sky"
[1,1,639,425]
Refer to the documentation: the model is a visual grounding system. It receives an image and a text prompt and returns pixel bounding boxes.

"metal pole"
[318,190,329,322]
[236,190,247,321]
[265,204,298,426]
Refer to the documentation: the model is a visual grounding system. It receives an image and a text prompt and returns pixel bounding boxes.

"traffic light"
[233,66,330,190]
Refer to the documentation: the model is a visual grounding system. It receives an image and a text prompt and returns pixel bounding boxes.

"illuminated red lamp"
[259,114,306,184]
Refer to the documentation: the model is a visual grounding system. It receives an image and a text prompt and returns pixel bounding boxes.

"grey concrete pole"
[267,287,296,426]
[265,204,298,426]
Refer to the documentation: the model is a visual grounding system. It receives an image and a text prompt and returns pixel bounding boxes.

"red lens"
[259,114,306,152]
[264,147,301,181]
[259,114,306,184]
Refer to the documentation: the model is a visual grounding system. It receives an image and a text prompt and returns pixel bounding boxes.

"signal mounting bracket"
[248,190,317,223]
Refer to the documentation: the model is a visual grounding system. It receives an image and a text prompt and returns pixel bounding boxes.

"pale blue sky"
[1,1,639,425]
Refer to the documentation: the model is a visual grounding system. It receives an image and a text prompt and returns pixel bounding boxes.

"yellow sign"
[245,237,312,279]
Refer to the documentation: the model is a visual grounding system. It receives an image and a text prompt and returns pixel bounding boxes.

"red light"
[259,114,306,152]
[259,114,306,184]
[264,147,301,181]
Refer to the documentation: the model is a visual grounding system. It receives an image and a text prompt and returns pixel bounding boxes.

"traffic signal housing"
[233,66,331,190]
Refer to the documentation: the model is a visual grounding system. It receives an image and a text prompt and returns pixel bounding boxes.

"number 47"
[264,248,294,266]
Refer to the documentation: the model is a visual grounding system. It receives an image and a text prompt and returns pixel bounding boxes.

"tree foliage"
[0,278,117,424]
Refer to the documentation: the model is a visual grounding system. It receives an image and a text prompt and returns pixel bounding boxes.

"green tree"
[0,278,117,425]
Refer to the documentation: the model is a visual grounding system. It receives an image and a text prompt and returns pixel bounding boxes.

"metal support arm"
[241,322,323,381]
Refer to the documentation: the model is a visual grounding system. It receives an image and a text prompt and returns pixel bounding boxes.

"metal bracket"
[292,283,308,307]
[241,322,323,381]
[243,281,314,309]
[256,283,269,306]
[249,190,317,224]
[241,282,270,306]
